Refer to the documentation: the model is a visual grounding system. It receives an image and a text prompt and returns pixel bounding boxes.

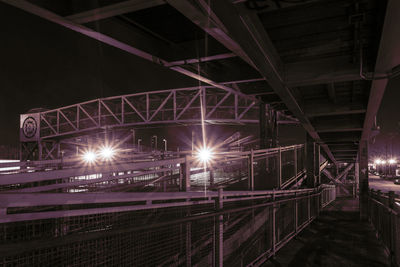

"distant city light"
[381,160,387,165]
[99,146,115,160]
[374,159,382,165]
[389,158,397,164]
[83,151,96,163]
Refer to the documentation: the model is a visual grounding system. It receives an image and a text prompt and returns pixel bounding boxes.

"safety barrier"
[0,145,305,193]
[368,189,400,267]
[0,185,335,266]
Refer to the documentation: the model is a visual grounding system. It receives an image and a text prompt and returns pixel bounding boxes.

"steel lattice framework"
[37,86,258,139]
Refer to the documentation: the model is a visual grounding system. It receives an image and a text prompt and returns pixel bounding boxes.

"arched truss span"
[36,86,260,139]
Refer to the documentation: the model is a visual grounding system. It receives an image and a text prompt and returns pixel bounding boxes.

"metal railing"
[368,189,400,267]
[0,185,336,266]
[0,144,305,193]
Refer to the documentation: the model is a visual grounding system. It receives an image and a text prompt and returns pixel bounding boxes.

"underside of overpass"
[1,0,400,266]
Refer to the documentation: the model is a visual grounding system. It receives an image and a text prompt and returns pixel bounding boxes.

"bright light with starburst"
[82,150,97,164]
[196,147,213,163]
[99,146,115,160]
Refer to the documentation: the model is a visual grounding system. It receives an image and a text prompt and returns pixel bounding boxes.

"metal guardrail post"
[308,192,311,221]
[278,147,282,188]
[186,220,192,266]
[214,188,224,267]
[388,191,395,266]
[294,147,297,186]
[294,192,298,234]
[272,190,277,256]
[249,149,254,191]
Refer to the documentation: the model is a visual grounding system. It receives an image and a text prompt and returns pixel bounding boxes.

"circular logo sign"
[22,116,37,138]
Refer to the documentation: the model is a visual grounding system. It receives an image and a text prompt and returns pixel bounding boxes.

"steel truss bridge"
[20,85,297,161]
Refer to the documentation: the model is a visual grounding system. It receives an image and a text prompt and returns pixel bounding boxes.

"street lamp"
[163,139,167,151]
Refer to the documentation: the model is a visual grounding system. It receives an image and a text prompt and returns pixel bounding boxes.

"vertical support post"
[259,102,267,149]
[355,162,360,194]
[248,149,254,191]
[315,144,320,185]
[272,190,277,256]
[294,192,298,234]
[294,147,298,186]
[278,147,282,188]
[210,168,214,187]
[131,129,135,149]
[359,140,368,220]
[388,191,395,266]
[186,220,192,267]
[306,134,316,188]
[181,156,191,192]
[214,188,224,267]
[308,192,311,221]
[38,141,43,160]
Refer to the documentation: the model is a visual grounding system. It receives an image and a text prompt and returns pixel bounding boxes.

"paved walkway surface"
[263,198,390,267]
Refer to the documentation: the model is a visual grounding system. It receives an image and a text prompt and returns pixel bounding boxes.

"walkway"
[263,197,390,267]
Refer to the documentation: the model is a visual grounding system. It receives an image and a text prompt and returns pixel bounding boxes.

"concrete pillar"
[306,134,316,188]
[358,140,368,220]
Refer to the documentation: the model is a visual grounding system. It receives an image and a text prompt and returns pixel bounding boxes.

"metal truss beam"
[29,87,259,139]
[65,0,166,24]
[362,0,400,140]
[321,168,350,194]
[170,0,336,164]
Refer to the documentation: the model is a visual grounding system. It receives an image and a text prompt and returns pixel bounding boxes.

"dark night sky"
[0,3,197,146]
[0,3,399,154]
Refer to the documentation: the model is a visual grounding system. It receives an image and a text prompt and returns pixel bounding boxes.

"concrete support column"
[306,134,316,188]
[358,140,368,220]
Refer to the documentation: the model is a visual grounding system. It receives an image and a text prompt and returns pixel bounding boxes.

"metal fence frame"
[0,145,305,193]
[0,185,336,266]
[368,189,400,267]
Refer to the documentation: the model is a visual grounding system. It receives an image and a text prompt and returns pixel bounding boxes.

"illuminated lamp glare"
[83,151,96,163]
[389,159,397,164]
[381,160,387,165]
[197,147,213,163]
[99,146,115,160]
[375,159,382,165]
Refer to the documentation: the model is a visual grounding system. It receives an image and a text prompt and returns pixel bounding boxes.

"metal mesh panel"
[275,200,295,243]
[0,186,336,266]
[368,191,400,267]
[281,150,295,185]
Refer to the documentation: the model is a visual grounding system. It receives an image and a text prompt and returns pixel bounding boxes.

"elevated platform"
[262,197,391,267]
